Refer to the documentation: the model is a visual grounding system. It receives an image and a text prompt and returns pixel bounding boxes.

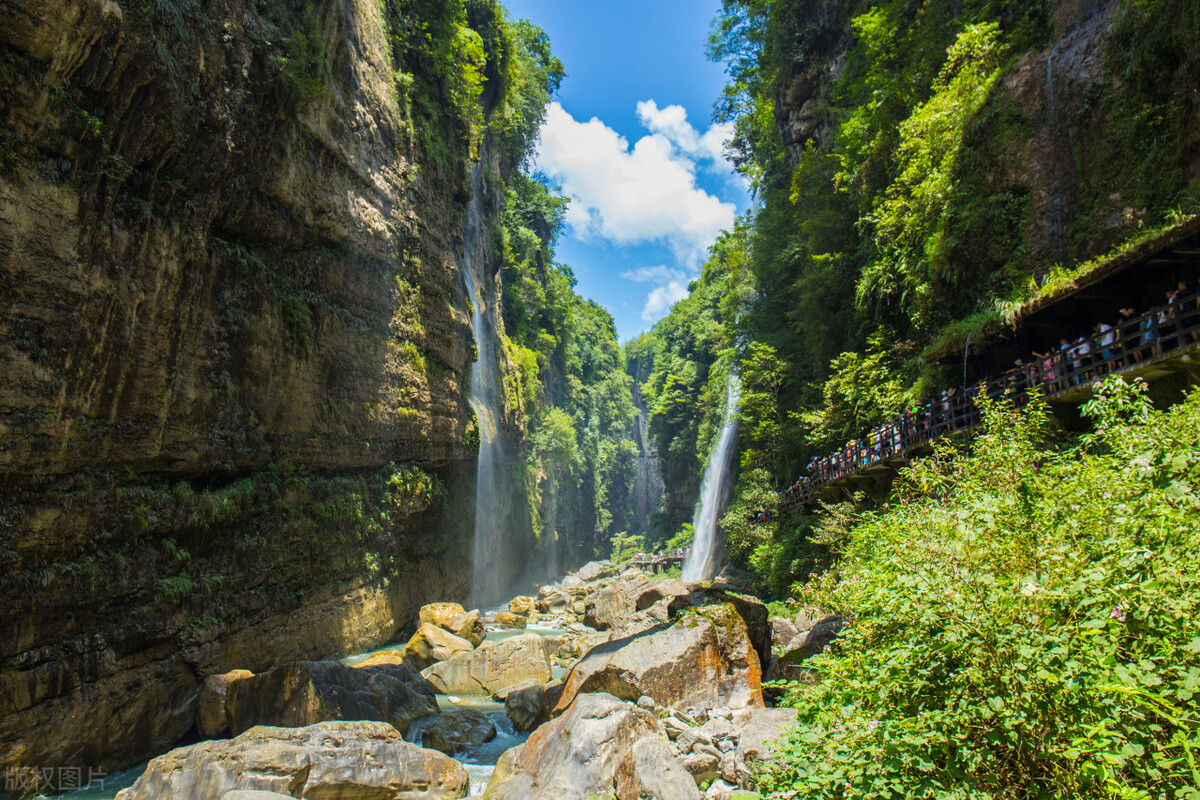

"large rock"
[536,586,573,613]
[483,692,699,800]
[198,669,254,738]
[509,596,536,615]
[493,611,528,629]
[422,633,551,695]
[667,588,772,668]
[734,708,798,786]
[575,560,618,583]
[503,680,547,732]
[779,616,845,666]
[352,649,406,669]
[448,609,486,646]
[401,623,475,670]
[114,721,469,800]
[584,575,655,630]
[422,709,497,756]
[421,602,467,629]
[225,660,438,736]
[554,606,764,715]
[769,617,799,651]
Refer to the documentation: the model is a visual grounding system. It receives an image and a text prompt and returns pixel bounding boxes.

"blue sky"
[503,0,752,342]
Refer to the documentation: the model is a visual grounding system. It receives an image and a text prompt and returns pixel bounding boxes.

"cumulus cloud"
[621,265,691,323]
[535,102,737,265]
[635,99,734,169]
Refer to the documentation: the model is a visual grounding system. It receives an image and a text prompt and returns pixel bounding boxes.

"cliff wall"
[0,0,488,782]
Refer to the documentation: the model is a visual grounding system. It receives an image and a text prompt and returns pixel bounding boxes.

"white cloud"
[535,103,737,265]
[635,100,734,169]
[619,265,692,323]
[642,278,691,322]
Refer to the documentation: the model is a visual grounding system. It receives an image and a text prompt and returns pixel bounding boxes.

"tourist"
[1118,307,1141,362]
[1033,349,1056,390]
[1072,334,1091,385]
[1096,321,1115,362]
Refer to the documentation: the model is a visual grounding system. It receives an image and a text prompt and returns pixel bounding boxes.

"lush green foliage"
[760,382,1200,798]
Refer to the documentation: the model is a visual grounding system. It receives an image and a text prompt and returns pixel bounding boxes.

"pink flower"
[1111,606,1126,623]
[867,720,880,732]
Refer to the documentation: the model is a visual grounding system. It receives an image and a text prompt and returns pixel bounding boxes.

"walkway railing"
[782,288,1200,505]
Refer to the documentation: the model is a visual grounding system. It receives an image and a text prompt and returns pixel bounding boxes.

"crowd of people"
[780,281,1200,505]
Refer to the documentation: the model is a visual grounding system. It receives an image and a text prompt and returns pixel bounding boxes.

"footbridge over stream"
[783,220,1200,507]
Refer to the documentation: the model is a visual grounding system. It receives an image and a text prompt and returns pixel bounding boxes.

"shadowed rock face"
[0,0,488,781]
[225,660,439,737]
[113,720,469,800]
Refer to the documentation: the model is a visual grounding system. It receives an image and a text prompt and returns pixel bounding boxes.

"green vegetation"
[759,381,1200,798]
[630,0,1200,600]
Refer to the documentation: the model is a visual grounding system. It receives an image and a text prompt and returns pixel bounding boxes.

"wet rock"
[353,649,407,669]
[493,611,528,629]
[554,606,764,716]
[422,708,497,756]
[422,632,551,695]
[483,692,698,800]
[225,660,438,736]
[448,609,486,646]
[198,669,253,738]
[503,679,547,732]
[114,720,469,800]
[401,623,475,670]
[508,596,536,616]
[537,586,573,613]
[421,602,467,629]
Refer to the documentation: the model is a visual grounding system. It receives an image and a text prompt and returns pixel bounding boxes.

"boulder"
[421,602,467,629]
[734,708,798,786]
[584,575,654,630]
[114,721,469,800]
[483,692,698,800]
[448,609,486,646]
[793,607,826,633]
[198,669,253,738]
[778,616,845,666]
[509,595,536,615]
[503,680,547,732]
[422,709,497,756]
[682,752,720,785]
[401,623,475,670]
[554,606,764,716]
[667,588,772,668]
[769,617,799,651]
[575,560,618,583]
[561,574,586,589]
[536,587,573,613]
[493,611,528,629]
[352,649,406,669]
[422,633,551,695]
[634,578,692,611]
[225,660,438,737]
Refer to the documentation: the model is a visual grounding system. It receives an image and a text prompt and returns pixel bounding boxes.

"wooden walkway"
[782,288,1200,506]
[630,548,688,574]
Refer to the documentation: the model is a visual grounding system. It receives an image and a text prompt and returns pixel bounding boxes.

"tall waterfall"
[682,374,741,582]
[462,167,508,607]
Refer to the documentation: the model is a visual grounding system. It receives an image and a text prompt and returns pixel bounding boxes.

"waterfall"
[682,374,741,582]
[462,167,509,607]
[1045,41,1065,255]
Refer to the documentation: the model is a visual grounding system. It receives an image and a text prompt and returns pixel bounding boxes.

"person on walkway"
[1072,334,1091,385]
[1118,307,1141,362]
[1097,321,1115,362]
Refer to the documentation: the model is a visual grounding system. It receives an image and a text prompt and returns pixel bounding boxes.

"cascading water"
[682,374,741,582]
[462,167,509,607]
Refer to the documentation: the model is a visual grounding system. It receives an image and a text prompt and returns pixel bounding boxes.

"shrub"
[761,381,1200,798]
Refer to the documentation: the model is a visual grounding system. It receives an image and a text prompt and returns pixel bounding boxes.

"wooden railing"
[782,288,1200,505]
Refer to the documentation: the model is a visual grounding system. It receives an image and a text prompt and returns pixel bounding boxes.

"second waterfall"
[682,373,742,582]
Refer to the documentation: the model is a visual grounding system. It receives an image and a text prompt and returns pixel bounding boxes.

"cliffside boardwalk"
[783,286,1200,505]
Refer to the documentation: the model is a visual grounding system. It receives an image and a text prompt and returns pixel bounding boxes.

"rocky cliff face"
[0,0,490,785]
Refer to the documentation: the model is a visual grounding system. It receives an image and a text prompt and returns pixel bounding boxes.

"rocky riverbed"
[40,561,842,800]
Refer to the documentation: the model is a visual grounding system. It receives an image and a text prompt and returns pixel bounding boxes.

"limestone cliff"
[0,0,508,786]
